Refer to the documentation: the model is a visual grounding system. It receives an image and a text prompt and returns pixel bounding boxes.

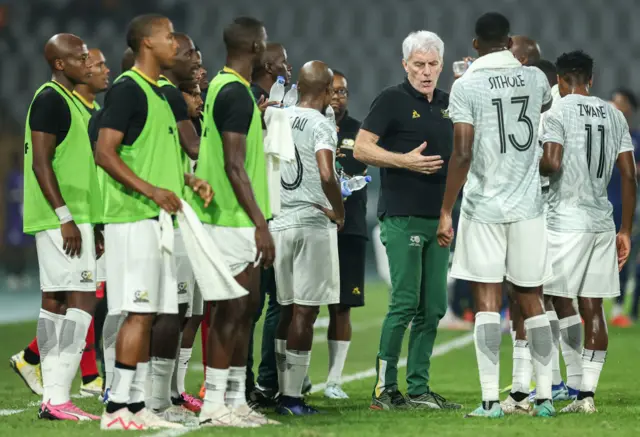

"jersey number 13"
[491,96,534,153]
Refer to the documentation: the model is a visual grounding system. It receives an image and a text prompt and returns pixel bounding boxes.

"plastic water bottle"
[269,76,286,104]
[325,105,336,125]
[341,175,372,197]
[282,84,298,107]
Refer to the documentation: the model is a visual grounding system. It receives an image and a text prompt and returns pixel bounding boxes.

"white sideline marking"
[155,332,474,437]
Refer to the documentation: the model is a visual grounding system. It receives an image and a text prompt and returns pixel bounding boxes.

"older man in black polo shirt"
[354,30,459,410]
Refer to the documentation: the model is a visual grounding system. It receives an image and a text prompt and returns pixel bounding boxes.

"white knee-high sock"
[38,309,65,405]
[511,340,533,394]
[546,310,563,386]
[559,314,583,390]
[58,308,92,403]
[102,313,122,390]
[172,347,192,398]
[130,361,148,405]
[275,339,287,392]
[580,349,606,395]
[525,314,553,401]
[283,350,311,398]
[327,340,350,385]
[226,366,247,408]
[148,357,175,411]
[203,367,229,411]
[474,312,501,402]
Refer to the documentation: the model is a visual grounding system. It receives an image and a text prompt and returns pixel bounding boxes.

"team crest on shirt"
[80,271,93,283]
[178,282,188,294]
[441,109,450,119]
[340,138,355,150]
[352,287,361,296]
[412,110,421,119]
[134,290,150,303]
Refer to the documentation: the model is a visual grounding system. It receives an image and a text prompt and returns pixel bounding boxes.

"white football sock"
[170,333,183,399]
[58,308,92,403]
[203,367,229,411]
[327,340,350,385]
[110,364,135,405]
[102,314,121,390]
[559,314,583,390]
[284,350,311,398]
[512,340,533,394]
[37,309,64,405]
[546,310,563,386]
[130,361,148,405]
[581,349,606,394]
[509,320,516,346]
[525,314,553,400]
[148,357,175,411]
[275,339,287,392]
[173,347,192,397]
[226,366,247,408]
[474,312,501,402]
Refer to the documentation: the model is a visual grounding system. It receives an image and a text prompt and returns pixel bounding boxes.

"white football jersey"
[270,106,338,231]
[538,84,562,189]
[449,52,552,223]
[540,94,634,232]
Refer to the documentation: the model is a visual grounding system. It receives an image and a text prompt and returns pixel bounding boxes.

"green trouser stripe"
[373,216,450,397]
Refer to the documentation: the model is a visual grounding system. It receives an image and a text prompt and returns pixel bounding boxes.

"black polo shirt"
[362,79,453,218]
[336,111,367,239]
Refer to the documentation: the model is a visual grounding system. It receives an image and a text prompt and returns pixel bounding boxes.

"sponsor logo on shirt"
[80,271,93,283]
[441,109,450,119]
[134,290,150,303]
[352,286,361,296]
[412,110,421,119]
[340,138,355,150]
[178,282,188,294]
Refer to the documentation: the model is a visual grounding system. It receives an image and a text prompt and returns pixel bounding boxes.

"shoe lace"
[390,391,406,405]
[429,391,449,406]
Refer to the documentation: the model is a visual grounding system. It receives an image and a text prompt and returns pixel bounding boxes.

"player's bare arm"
[177,119,200,159]
[184,172,213,207]
[615,150,637,270]
[354,129,443,174]
[32,130,82,257]
[221,130,275,268]
[95,127,181,213]
[437,122,474,247]
[315,148,345,230]
[539,141,564,175]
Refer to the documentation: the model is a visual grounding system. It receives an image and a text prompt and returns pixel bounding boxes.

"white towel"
[465,49,522,74]
[176,201,248,301]
[263,107,295,216]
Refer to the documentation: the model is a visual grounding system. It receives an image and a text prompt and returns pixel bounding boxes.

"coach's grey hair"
[402,31,445,61]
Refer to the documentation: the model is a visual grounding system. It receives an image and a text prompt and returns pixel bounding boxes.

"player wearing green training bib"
[94,15,212,431]
[190,17,276,428]
[24,33,102,422]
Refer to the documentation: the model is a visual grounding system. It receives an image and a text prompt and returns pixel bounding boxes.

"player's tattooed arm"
[437,122,474,248]
[539,142,563,176]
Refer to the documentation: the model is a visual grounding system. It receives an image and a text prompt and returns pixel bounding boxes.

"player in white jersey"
[437,12,555,418]
[271,61,344,416]
[539,51,636,414]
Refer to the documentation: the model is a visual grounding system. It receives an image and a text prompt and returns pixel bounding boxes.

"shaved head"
[252,42,291,85]
[510,35,541,65]
[44,33,89,85]
[298,61,333,97]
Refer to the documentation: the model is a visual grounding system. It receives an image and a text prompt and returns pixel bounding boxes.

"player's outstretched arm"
[539,142,564,176]
[316,149,345,230]
[95,128,181,213]
[437,122,474,248]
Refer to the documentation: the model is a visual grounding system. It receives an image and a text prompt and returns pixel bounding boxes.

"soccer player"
[437,12,555,418]
[96,14,211,430]
[247,41,292,408]
[186,17,276,428]
[10,47,112,400]
[510,35,542,66]
[539,51,637,413]
[149,31,200,422]
[23,33,102,421]
[271,61,343,415]
[324,69,364,400]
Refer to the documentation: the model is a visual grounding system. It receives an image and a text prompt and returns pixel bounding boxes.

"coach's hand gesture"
[402,142,444,175]
[255,224,275,269]
[61,221,82,257]
[150,187,182,214]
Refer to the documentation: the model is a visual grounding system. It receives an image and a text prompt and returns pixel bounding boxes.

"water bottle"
[269,76,286,104]
[325,105,336,126]
[282,84,298,107]
[341,175,372,197]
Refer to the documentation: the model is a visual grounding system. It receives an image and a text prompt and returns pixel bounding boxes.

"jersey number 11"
[585,124,605,179]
